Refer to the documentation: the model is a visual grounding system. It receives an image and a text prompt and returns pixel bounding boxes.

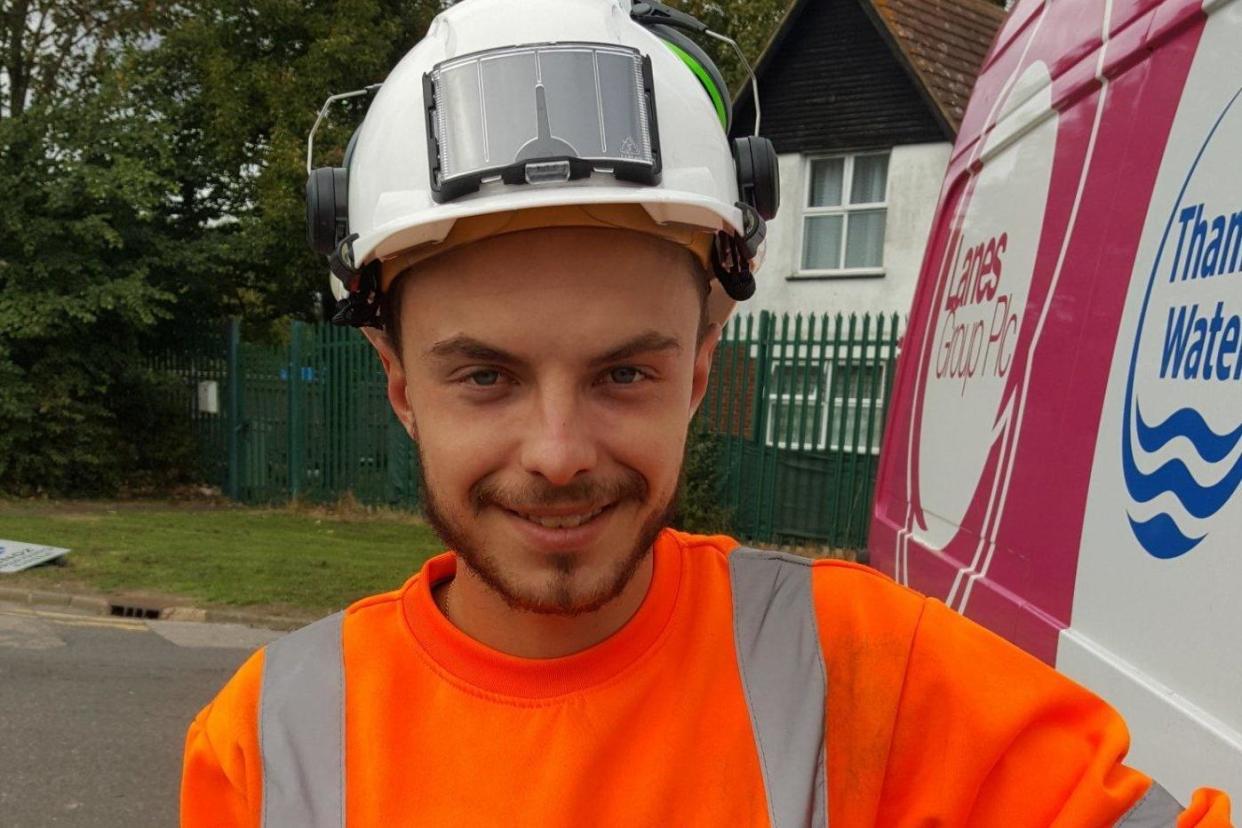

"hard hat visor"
[426,43,661,203]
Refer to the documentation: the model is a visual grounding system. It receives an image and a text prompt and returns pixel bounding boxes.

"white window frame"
[795,151,890,278]
[824,362,886,455]
[765,360,887,454]
[765,361,826,450]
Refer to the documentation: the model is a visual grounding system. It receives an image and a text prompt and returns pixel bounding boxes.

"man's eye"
[609,366,646,385]
[464,370,501,387]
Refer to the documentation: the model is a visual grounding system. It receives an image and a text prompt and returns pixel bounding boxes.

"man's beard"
[415,446,681,617]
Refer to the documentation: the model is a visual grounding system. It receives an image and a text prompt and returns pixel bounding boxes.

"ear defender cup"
[647,23,731,134]
[306,166,349,256]
[307,127,361,257]
[732,136,780,221]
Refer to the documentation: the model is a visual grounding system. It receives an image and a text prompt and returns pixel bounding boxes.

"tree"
[0,2,189,493]
[135,0,451,335]
[0,0,150,118]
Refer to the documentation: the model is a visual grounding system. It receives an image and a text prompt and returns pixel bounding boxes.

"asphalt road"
[0,601,283,827]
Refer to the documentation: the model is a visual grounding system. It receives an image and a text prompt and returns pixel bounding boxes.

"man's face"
[374,227,719,616]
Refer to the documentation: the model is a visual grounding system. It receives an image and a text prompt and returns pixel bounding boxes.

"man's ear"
[690,322,722,417]
[363,327,419,442]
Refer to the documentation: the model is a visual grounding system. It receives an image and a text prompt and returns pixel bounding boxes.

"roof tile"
[869,0,1008,128]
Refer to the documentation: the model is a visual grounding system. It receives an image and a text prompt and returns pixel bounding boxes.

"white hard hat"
[305,0,779,329]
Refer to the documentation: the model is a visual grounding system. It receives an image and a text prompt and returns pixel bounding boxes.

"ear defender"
[306,128,360,256]
[306,167,348,256]
[733,135,780,221]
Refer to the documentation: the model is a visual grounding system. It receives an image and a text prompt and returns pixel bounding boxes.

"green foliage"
[110,368,209,491]
[675,425,736,535]
[0,36,182,493]
[136,0,449,330]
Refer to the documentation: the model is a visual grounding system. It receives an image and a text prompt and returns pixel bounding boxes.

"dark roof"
[732,0,948,151]
[868,0,1008,129]
[738,0,1007,135]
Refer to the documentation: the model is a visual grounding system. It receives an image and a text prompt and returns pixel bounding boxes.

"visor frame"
[423,41,664,204]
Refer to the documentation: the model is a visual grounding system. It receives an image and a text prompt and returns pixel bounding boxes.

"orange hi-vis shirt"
[181,529,1232,826]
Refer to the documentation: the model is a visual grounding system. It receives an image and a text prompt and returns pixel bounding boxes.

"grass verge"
[0,499,443,616]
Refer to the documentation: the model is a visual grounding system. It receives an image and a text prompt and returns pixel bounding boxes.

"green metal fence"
[148,336,231,488]
[694,311,902,548]
[155,319,419,508]
[155,310,901,548]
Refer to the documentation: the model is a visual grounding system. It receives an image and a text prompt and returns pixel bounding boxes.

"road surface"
[0,600,283,827]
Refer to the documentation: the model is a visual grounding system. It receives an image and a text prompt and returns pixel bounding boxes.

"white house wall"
[749,142,952,317]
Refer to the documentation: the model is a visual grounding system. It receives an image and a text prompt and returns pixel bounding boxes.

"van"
[869,0,1242,798]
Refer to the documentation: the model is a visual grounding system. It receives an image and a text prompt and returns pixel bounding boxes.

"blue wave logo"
[1121,89,1242,559]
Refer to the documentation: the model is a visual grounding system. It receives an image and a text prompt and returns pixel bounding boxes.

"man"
[182,0,1232,825]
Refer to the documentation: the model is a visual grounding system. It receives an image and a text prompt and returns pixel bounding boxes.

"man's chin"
[458,541,652,618]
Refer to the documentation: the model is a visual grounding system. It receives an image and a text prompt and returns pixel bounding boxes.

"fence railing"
[154,310,902,549]
[694,311,902,548]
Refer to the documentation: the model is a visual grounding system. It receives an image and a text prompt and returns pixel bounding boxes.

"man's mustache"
[470,470,648,515]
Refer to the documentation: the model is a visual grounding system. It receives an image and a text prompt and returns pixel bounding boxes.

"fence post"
[828,314,858,546]
[226,317,242,501]
[847,313,873,547]
[761,313,792,540]
[745,311,774,542]
[730,314,753,533]
[288,319,305,500]
[750,310,773,443]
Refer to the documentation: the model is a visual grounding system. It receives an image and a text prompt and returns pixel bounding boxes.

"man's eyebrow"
[424,331,682,367]
[426,336,515,363]
[587,331,682,367]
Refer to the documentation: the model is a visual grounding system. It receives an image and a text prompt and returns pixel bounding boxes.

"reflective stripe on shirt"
[729,547,829,828]
[259,610,345,828]
[1115,781,1182,827]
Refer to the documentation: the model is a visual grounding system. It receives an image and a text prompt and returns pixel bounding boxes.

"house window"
[798,152,889,276]
[766,361,886,453]
[826,362,885,453]
[766,362,824,450]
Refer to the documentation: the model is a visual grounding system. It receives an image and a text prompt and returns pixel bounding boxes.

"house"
[733,0,1008,316]
[689,0,1006,547]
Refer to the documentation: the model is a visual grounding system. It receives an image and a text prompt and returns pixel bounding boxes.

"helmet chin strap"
[712,209,761,302]
[328,235,383,329]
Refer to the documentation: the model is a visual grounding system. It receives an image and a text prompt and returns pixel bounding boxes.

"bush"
[0,352,202,497]
[675,426,735,535]
[112,367,210,491]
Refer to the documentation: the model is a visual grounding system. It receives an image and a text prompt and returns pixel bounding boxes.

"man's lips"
[499,502,618,550]
[504,502,613,519]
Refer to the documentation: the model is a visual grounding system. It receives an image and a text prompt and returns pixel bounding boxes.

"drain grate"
[110,603,161,620]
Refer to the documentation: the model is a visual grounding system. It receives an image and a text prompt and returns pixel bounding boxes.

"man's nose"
[519,387,598,487]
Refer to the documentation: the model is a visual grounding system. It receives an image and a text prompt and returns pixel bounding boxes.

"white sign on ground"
[0,540,70,574]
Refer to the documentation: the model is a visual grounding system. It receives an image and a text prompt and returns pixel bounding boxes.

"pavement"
[0,584,313,630]
[0,599,285,827]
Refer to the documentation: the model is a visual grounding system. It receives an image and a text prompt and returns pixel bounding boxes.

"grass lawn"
[0,499,444,616]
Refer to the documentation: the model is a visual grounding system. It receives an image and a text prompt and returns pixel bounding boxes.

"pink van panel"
[870,0,1206,664]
